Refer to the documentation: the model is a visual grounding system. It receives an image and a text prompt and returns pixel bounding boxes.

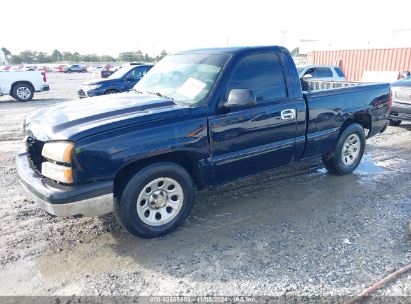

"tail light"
[41,71,47,82]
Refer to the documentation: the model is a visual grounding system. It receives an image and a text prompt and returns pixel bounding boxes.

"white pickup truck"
[0,71,49,102]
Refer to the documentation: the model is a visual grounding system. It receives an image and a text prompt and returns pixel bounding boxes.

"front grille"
[395,89,411,104]
[26,136,45,172]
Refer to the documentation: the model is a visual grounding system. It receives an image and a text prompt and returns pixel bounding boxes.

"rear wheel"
[322,123,365,175]
[12,83,34,102]
[67,69,72,73]
[389,119,402,126]
[114,162,195,238]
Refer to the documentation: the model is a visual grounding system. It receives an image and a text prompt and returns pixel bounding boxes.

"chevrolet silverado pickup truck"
[16,46,390,238]
[0,70,49,101]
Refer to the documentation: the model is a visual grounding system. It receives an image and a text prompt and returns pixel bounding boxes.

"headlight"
[85,84,101,91]
[42,162,73,184]
[42,141,74,163]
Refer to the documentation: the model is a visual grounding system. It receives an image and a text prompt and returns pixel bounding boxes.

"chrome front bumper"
[16,147,114,217]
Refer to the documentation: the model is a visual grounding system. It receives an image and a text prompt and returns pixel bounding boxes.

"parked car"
[93,64,114,78]
[297,65,346,80]
[64,64,86,73]
[17,46,389,238]
[22,65,37,71]
[0,65,11,71]
[389,76,411,126]
[0,70,49,101]
[78,64,153,98]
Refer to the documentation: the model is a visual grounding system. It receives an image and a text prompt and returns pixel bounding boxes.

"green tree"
[155,50,168,61]
[51,49,62,62]
[118,51,140,62]
[70,52,81,62]
[100,55,115,62]
[11,55,23,64]
[81,54,100,62]
[62,52,72,61]
[1,47,11,57]
[37,52,51,63]
[290,47,299,57]
[19,50,36,63]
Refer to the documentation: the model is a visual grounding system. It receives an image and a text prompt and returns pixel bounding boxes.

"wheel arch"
[340,112,371,138]
[113,151,203,200]
[11,81,35,93]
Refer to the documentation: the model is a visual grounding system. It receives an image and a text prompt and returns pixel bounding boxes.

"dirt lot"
[0,73,410,298]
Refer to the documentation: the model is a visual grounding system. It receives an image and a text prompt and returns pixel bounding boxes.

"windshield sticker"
[177,78,207,99]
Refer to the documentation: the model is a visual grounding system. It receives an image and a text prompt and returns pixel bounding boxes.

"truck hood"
[81,78,115,86]
[23,92,190,141]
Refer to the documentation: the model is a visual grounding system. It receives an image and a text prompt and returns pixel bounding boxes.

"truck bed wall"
[301,83,390,159]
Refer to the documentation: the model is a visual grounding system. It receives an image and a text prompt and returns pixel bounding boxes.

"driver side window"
[226,53,287,103]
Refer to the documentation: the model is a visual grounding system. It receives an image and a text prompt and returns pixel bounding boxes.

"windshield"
[134,53,230,106]
[108,66,130,79]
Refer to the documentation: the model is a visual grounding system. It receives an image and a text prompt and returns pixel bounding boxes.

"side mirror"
[221,89,256,109]
[302,74,313,79]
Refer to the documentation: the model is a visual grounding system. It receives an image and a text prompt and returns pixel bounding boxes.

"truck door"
[209,52,298,185]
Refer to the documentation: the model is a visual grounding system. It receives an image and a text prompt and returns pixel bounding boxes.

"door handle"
[281,109,296,120]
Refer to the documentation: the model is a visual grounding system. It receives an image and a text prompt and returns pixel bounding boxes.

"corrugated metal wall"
[307,48,411,81]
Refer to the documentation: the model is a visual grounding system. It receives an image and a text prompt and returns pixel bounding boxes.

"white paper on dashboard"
[177,78,207,99]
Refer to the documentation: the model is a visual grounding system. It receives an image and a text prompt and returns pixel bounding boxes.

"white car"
[297,65,346,81]
[0,71,49,102]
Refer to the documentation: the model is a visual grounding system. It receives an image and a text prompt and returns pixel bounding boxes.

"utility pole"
[281,30,287,46]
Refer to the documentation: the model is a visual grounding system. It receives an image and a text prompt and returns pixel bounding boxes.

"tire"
[322,123,366,175]
[67,69,72,73]
[114,162,195,238]
[104,89,119,95]
[12,83,34,102]
[389,119,402,126]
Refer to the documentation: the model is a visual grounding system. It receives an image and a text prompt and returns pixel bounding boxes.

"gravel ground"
[0,73,410,299]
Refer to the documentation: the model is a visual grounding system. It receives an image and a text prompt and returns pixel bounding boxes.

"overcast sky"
[1,0,411,56]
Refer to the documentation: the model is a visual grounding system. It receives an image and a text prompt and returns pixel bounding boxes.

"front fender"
[71,117,209,184]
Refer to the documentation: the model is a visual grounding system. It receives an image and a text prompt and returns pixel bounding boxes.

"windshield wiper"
[146,91,174,101]
[132,88,143,94]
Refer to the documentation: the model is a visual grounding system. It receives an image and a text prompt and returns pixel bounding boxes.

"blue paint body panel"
[20,46,390,204]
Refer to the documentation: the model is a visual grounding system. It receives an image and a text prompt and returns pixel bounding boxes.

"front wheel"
[322,123,365,175]
[389,119,402,126]
[114,162,195,238]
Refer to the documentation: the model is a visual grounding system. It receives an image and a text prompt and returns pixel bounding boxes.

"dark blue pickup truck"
[17,46,390,238]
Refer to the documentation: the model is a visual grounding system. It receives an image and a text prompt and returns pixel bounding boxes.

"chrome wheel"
[136,177,184,226]
[341,134,361,166]
[16,86,31,100]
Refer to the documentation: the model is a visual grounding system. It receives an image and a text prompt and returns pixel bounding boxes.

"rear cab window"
[226,52,287,103]
[315,67,333,77]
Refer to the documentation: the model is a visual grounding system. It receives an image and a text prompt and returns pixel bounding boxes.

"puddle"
[316,155,387,177]
[354,156,387,175]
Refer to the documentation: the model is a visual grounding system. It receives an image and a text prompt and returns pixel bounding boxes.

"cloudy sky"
[1,0,411,56]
